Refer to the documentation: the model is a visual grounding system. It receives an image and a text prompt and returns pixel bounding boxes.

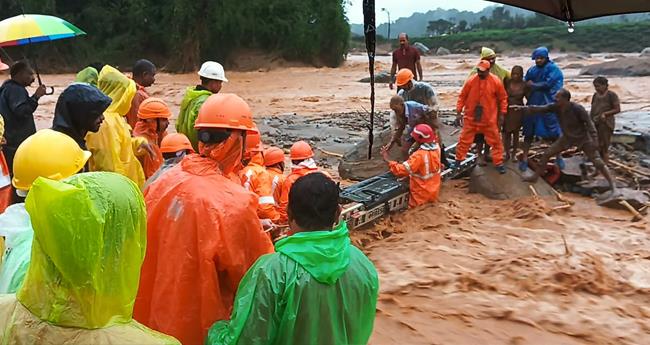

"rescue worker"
[521,46,564,171]
[143,133,194,189]
[382,124,441,208]
[264,146,286,206]
[0,129,91,294]
[468,47,510,166]
[454,60,508,174]
[0,61,46,185]
[51,83,112,150]
[395,68,447,166]
[384,95,437,159]
[0,172,180,344]
[176,61,228,150]
[126,59,157,128]
[207,172,379,345]
[240,129,280,223]
[511,89,619,195]
[132,98,171,179]
[277,141,325,224]
[134,93,274,345]
[86,65,154,188]
[0,117,11,213]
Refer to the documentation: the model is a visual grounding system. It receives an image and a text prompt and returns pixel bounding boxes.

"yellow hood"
[481,47,497,59]
[17,172,147,329]
[98,66,136,116]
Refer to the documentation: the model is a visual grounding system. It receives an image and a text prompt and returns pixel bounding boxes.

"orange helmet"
[395,68,414,87]
[245,128,263,155]
[290,141,313,161]
[160,133,195,153]
[264,147,285,166]
[411,124,435,143]
[137,98,172,119]
[194,93,255,132]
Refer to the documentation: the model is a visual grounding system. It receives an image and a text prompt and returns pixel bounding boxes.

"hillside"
[415,22,650,54]
[350,6,650,38]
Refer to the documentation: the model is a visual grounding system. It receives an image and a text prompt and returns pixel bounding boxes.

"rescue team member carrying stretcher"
[453,60,508,174]
[382,124,442,208]
[510,89,619,196]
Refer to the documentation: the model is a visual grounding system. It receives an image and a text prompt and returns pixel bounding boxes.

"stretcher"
[339,143,477,230]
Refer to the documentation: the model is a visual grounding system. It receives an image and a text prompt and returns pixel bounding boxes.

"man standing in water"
[389,33,423,90]
[511,89,618,196]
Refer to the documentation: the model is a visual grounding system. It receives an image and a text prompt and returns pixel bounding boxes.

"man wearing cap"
[454,60,508,174]
[389,33,423,90]
[176,61,228,150]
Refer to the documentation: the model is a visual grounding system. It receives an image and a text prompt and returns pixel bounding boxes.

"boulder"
[640,47,650,57]
[564,63,585,69]
[436,47,451,56]
[469,162,557,200]
[579,57,650,77]
[338,129,406,181]
[597,188,650,210]
[413,42,430,55]
[358,71,392,83]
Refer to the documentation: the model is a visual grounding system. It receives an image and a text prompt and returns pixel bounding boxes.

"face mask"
[199,132,244,176]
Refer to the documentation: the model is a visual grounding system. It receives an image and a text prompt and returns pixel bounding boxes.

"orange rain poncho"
[389,142,442,208]
[240,153,280,222]
[86,66,147,188]
[132,120,164,179]
[455,73,508,166]
[135,147,274,345]
[277,159,324,224]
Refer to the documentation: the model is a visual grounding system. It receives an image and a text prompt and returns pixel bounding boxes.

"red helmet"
[411,124,435,143]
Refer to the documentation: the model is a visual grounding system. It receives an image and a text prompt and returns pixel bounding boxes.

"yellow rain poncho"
[0,172,179,344]
[86,66,147,188]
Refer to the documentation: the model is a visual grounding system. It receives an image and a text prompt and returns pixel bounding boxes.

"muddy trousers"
[455,124,504,166]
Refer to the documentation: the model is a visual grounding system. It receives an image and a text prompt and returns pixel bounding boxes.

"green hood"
[176,87,213,150]
[275,222,350,285]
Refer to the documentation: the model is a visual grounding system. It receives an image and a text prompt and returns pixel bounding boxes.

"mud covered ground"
[24,52,650,344]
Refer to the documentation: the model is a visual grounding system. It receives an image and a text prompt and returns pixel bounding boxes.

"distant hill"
[350,5,650,38]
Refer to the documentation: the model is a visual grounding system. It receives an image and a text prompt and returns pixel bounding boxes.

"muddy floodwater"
[26,53,650,344]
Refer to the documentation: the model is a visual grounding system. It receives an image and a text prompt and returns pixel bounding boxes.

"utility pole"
[381,8,390,40]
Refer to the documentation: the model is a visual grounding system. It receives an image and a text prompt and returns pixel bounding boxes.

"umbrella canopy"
[487,0,650,22]
[0,14,85,47]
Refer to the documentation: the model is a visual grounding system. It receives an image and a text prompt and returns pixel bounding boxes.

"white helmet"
[198,61,228,82]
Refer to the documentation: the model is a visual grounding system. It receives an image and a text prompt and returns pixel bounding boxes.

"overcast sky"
[345,0,494,24]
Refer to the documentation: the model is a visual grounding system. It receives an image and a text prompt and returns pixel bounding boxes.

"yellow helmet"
[12,129,92,192]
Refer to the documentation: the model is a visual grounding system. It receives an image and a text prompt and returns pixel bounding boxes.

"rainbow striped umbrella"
[0,14,85,47]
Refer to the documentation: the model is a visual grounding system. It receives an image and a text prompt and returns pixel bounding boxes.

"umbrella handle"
[44,86,54,95]
[31,59,54,95]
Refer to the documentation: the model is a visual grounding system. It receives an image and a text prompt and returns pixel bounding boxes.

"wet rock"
[640,47,650,57]
[580,58,650,77]
[564,63,585,69]
[469,162,557,200]
[436,47,451,56]
[338,129,405,181]
[605,54,626,59]
[413,42,430,55]
[358,71,392,83]
[597,188,650,210]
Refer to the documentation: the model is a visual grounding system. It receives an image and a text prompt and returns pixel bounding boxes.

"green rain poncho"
[75,67,99,87]
[207,222,379,345]
[468,47,511,83]
[0,172,179,344]
[175,86,212,151]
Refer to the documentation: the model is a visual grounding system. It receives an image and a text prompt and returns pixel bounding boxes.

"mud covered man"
[511,89,619,196]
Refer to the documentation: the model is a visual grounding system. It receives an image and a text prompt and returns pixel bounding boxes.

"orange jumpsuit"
[389,142,442,208]
[455,73,508,166]
[267,166,285,206]
[277,163,329,224]
[132,121,164,179]
[126,84,149,129]
[240,153,281,222]
[135,154,274,345]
